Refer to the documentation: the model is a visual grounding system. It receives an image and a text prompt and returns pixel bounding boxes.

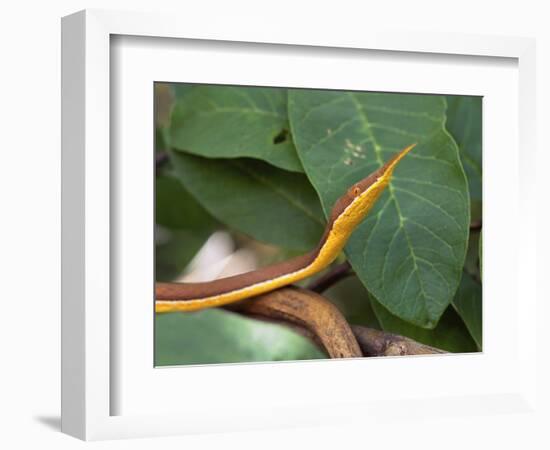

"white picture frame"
[61,9,538,441]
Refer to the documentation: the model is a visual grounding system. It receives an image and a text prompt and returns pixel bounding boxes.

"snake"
[155,143,415,313]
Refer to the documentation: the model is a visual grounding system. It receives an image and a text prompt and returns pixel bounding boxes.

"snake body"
[156,143,415,313]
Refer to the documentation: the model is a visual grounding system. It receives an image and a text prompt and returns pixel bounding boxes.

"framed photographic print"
[61,9,538,441]
[153,83,481,367]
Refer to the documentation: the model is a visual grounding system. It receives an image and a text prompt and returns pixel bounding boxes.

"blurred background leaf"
[451,271,482,349]
[155,309,326,366]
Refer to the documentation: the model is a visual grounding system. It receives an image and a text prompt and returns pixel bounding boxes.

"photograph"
[153,83,482,366]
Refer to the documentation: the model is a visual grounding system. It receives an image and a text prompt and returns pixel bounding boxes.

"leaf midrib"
[348,92,432,319]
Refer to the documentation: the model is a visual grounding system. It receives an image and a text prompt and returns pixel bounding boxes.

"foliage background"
[154,84,482,366]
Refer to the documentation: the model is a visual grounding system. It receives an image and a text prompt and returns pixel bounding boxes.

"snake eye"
[352,186,361,196]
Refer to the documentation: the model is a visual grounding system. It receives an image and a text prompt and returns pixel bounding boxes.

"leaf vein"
[393,176,466,199]
[393,187,463,230]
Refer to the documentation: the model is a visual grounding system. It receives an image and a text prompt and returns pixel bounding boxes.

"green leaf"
[445,96,482,200]
[169,150,325,251]
[289,90,470,328]
[155,309,325,365]
[371,296,478,353]
[452,272,482,350]
[170,86,303,172]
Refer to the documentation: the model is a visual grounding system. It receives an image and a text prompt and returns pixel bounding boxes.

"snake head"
[327,143,416,225]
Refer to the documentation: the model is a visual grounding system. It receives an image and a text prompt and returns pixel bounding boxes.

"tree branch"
[230,286,446,358]
[351,325,446,356]
[230,286,362,358]
[307,261,353,293]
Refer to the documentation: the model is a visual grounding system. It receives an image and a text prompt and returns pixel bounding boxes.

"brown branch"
[230,286,362,358]
[307,261,353,293]
[351,325,446,356]
[230,286,446,358]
